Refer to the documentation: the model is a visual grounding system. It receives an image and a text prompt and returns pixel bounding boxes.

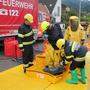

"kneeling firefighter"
[41,21,65,75]
[18,14,35,73]
[56,39,88,84]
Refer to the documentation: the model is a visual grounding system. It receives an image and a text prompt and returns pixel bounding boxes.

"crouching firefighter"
[41,21,65,75]
[18,14,35,73]
[56,39,88,84]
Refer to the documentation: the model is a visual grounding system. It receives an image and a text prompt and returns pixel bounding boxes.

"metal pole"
[79,0,81,22]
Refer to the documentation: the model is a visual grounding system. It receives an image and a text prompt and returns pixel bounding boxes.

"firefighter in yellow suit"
[41,21,64,75]
[64,16,86,45]
[45,43,61,68]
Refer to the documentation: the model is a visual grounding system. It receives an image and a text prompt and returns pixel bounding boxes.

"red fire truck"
[0,0,38,56]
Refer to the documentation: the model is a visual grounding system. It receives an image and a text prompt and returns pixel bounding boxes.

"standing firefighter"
[56,39,88,84]
[64,16,86,45]
[41,21,64,75]
[18,14,35,73]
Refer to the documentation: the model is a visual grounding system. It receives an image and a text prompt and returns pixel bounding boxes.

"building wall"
[52,0,61,22]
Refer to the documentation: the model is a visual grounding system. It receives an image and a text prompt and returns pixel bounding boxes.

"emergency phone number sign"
[0,0,38,31]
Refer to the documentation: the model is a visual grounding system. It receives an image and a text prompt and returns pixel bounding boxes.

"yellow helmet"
[69,16,79,21]
[24,14,33,23]
[41,21,50,32]
[56,39,65,49]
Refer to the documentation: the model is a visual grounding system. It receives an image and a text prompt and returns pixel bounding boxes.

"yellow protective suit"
[45,43,62,67]
[64,24,86,44]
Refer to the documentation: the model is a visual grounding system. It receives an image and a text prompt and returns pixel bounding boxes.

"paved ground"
[0,56,21,72]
